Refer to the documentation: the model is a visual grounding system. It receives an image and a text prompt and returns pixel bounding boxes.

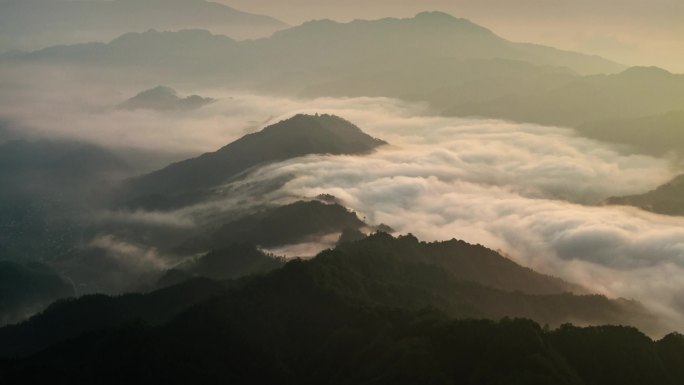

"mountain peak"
[619,66,673,79]
[109,28,236,47]
[414,11,458,21]
[411,11,494,34]
[263,113,367,134]
[119,86,215,111]
[123,114,386,198]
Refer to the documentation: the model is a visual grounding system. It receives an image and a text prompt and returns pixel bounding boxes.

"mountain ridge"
[0,0,288,52]
[120,114,386,200]
[0,234,676,384]
[606,174,684,216]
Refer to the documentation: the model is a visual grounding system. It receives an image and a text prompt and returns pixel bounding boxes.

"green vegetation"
[158,243,284,287]
[1,233,672,385]
[0,278,225,357]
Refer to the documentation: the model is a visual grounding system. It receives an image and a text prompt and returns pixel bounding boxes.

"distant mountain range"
[578,110,684,157]
[607,174,684,216]
[445,67,684,156]
[0,0,288,52]
[9,12,622,77]
[119,86,215,111]
[9,12,684,157]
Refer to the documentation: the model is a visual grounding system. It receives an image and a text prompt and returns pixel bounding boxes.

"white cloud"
[3,73,684,332]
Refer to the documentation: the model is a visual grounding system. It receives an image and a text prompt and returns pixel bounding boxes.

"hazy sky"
[222,0,684,73]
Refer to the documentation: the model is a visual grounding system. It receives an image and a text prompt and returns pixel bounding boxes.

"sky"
[222,0,684,73]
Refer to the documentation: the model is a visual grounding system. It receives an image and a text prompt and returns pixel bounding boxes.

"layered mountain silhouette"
[0,0,287,52]
[158,244,284,287]
[0,234,673,384]
[606,174,684,216]
[0,139,130,261]
[445,66,684,156]
[0,261,75,327]
[179,200,367,254]
[10,13,683,157]
[0,278,226,357]
[11,12,621,78]
[578,110,684,157]
[120,114,385,203]
[2,8,683,382]
[0,139,129,196]
[119,86,215,111]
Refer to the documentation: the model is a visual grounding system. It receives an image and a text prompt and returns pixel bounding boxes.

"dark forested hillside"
[179,200,367,253]
[0,234,680,384]
[331,232,581,295]
[121,114,385,202]
[0,262,75,327]
[0,278,226,357]
[158,243,285,287]
[0,233,664,372]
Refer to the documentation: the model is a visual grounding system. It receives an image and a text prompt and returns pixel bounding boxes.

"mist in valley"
[1,2,684,383]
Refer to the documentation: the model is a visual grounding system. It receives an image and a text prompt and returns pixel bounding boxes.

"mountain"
[577,110,684,157]
[447,66,684,126]
[606,174,684,216]
[9,12,623,81]
[332,232,582,295]
[0,233,660,358]
[0,261,75,326]
[0,139,129,197]
[118,86,215,111]
[0,278,226,357]
[180,200,367,254]
[0,0,288,52]
[158,244,284,287]
[3,317,683,385]
[0,234,675,384]
[15,14,683,158]
[259,12,622,75]
[445,67,684,156]
[17,13,684,156]
[121,114,386,202]
[0,139,130,261]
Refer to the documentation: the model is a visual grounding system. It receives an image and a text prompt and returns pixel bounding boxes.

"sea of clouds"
[2,72,684,332]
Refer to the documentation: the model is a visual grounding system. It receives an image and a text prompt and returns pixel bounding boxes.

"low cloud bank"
[2,73,683,331]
